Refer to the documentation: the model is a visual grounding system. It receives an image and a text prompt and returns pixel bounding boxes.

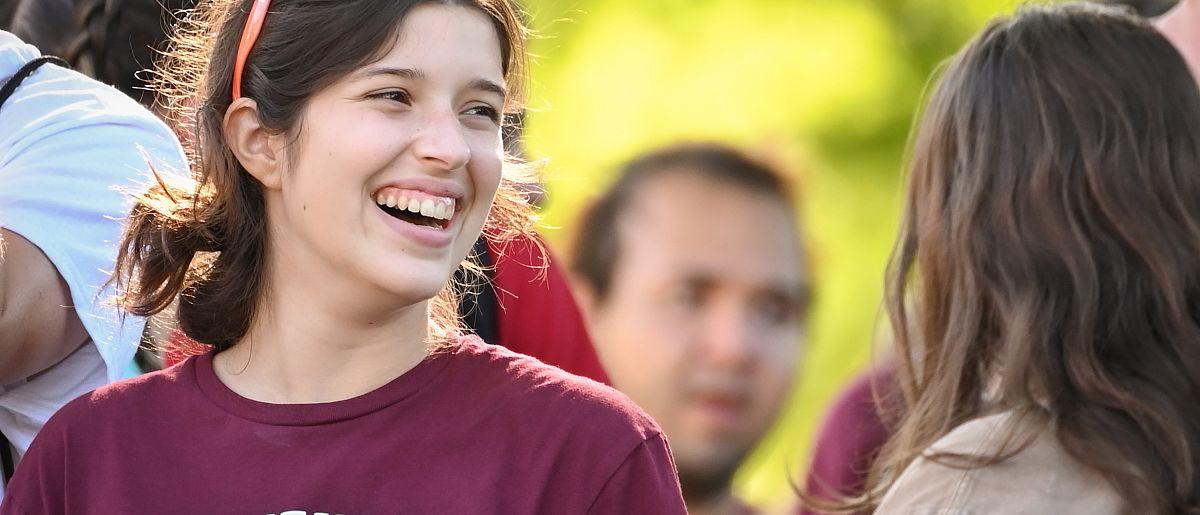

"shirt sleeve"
[587,432,687,515]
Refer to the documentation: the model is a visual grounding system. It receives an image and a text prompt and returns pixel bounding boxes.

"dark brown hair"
[0,2,17,28]
[10,0,196,106]
[570,142,797,302]
[114,0,536,351]
[864,3,1200,513]
[1096,0,1178,17]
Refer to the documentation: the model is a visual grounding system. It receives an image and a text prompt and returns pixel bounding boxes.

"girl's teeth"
[373,191,455,220]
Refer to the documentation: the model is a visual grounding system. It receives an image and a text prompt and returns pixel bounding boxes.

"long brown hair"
[874,3,1200,513]
[113,0,537,351]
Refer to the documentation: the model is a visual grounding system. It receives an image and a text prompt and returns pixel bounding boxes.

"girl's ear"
[223,98,287,189]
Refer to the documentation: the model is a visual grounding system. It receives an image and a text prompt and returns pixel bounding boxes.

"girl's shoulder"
[45,357,199,433]
[448,336,663,439]
[876,411,1124,515]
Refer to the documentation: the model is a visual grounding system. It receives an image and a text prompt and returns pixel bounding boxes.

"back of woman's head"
[10,0,195,106]
[8,0,75,56]
[882,2,1200,512]
[115,0,535,351]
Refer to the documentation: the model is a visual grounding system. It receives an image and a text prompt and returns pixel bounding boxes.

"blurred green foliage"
[520,0,1042,509]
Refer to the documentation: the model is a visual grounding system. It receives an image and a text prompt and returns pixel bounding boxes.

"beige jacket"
[875,412,1125,515]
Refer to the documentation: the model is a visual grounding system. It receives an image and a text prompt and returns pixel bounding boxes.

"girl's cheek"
[472,153,504,183]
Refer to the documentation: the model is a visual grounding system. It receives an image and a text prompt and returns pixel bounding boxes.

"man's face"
[582,171,808,493]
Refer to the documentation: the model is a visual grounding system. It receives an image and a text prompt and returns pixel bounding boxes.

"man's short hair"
[571,142,796,302]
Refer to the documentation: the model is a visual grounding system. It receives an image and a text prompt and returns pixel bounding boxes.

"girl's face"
[269,3,506,306]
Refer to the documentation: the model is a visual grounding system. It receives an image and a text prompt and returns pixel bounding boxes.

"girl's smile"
[371,181,465,247]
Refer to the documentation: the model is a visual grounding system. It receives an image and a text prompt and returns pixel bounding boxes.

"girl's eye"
[371,90,412,104]
[463,104,501,124]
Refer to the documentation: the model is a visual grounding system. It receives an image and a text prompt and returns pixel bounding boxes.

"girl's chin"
[367,277,450,305]
[348,254,463,304]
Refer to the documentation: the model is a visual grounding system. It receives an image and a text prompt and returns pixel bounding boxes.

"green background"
[517,0,1111,509]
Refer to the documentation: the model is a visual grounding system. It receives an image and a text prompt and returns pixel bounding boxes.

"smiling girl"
[0,1,686,513]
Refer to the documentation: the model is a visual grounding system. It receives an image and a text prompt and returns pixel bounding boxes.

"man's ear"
[223,98,285,190]
[569,275,601,330]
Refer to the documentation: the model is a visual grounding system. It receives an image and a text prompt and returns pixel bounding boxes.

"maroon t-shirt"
[1,338,685,514]
[799,361,899,515]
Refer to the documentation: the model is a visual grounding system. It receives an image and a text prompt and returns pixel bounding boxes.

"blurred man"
[572,143,810,514]
[1155,0,1199,80]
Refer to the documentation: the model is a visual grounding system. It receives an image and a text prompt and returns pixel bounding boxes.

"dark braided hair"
[0,2,19,30]
[11,0,194,106]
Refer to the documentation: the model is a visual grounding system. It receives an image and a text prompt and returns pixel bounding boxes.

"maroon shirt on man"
[0,338,685,514]
[799,362,898,515]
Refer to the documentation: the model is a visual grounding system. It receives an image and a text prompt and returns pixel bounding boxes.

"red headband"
[232,0,272,100]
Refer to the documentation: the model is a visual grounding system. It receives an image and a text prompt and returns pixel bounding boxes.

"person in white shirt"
[0,30,186,489]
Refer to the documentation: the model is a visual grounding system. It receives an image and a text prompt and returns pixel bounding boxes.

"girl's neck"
[212,267,432,405]
[1156,0,1200,81]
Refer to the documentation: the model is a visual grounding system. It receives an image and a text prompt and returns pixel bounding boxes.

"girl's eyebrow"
[357,66,506,99]
[467,78,507,100]
[359,66,424,80]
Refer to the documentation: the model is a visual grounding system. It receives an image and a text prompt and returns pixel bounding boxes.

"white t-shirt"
[0,31,187,472]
